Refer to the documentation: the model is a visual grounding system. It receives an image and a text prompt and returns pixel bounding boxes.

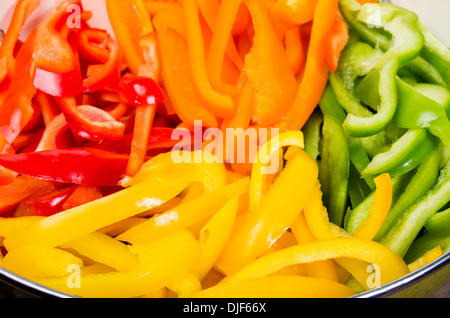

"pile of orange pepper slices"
[0,0,441,298]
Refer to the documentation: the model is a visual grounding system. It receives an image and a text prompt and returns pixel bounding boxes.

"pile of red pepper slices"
[0,0,188,218]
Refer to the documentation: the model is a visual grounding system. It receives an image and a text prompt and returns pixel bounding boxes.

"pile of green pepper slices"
[302,0,450,270]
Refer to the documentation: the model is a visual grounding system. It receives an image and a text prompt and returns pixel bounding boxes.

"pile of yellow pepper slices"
[0,130,423,298]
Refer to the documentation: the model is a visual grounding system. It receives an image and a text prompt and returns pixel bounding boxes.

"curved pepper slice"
[0,0,40,83]
[191,275,355,298]
[216,136,318,274]
[33,0,81,74]
[183,0,234,118]
[55,97,125,141]
[352,173,392,241]
[219,237,410,288]
[76,28,111,65]
[0,30,37,144]
[244,0,298,126]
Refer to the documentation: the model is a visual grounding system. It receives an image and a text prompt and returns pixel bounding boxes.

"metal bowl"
[0,0,449,299]
[0,251,449,298]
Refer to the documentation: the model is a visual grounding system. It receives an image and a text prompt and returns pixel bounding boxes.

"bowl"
[0,0,449,299]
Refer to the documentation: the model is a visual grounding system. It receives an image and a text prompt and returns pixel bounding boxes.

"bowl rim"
[1,251,449,298]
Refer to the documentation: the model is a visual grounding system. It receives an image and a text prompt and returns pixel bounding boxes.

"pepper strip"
[60,231,139,273]
[36,230,200,298]
[248,131,304,211]
[277,0,338,132]
[195,195,239,280]
[407,246,442,273]
[381,159,450,257]
[352,173,392,241]
[153,8,218,127]
[183,0,235,118]
[219,237,409,288]
[3,166,194,250]
[0,0,40,83]
[115,178,249,244]
[0,30,37,144]
[191,276,355,298]
[244,0,298,127]
[290,213,339,282]
[2,245,83,280]
[216,143,318,274]
[33,0,80,74]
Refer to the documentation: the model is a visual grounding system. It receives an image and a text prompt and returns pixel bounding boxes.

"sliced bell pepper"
[35,113,72,152]
[3,165,195,250]
[14,185,77,218]
[318,114,350,227]
[0,148,130,186]
[114,75,165,107]
[219,237,409,288]
[115,177,249,244]
[270,0,318,31]
[55,97,125,141]
[407,246,443,273]
[0,175,54,215]
[191,275,355,298]
[182,0,234,118]
[326,11,349,73]
[216,140,318,274]
[2,244,84,280]
[277,0,338,132]
[244,0,297,127]
[195,195,239,280]
[76,28,111,65]
[82,38,122,93]
[0,0,40,83]
[33,0,81,74]
[375,147,441,241]
[35,230,200,298]
[381,159,450,257]
[284,26,305,77]
[404,231,450,265]
[62,185,103,210]
[351,173,392,241]
[60,231,139,273]
[425,207,450,239]
[0,30,37,144]
[153,7,218,128]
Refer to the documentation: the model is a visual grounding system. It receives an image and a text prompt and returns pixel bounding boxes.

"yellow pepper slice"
[408,246,443,273]
[115,177,249,244]
[191,275,355,298]
[4,167,195,250]
[36,230,200,298]
[2,244,83,280]
[302,181,349,241]
[195,195,239,280]
[220,237,410,287]
[61,232,139,273]
[216,144,318,274]
[290,212,338,282]
[0,216,44,239]
[249,130,305,211]
[353,173,393,241]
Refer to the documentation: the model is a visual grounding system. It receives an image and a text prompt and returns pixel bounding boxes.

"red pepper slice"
[33,63,83,98]
[0,30,37,144]
[82,38,122,93]
[0,175,54,215]
[62,185,103,210]
[14,185,78,217]
[0,0,40,84]
[55,97,125,141]
[32,0,81,74]
[0,148,129,186]
[76,28,111,64]
[114,75,165,107]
